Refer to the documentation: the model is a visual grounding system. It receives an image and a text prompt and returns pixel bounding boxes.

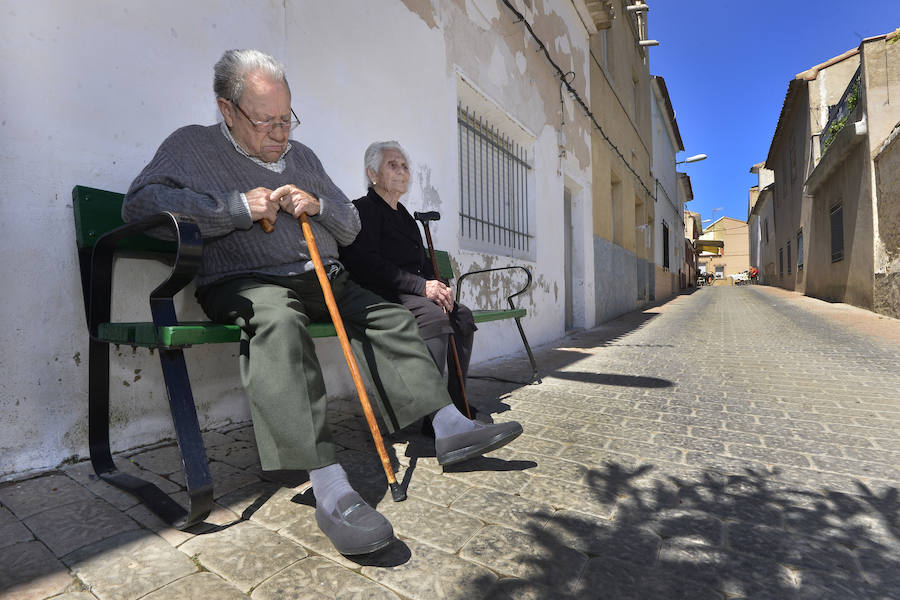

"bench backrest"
[74,184,457,281]
[73,185,176,254]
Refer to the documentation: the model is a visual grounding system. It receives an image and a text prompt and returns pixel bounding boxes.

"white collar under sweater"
[219,121,293,173]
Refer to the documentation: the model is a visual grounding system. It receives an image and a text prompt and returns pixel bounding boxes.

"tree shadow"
[469,461,900,599]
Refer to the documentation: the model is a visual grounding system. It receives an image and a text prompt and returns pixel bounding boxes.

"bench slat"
[98,321,338,347]
[472,308,526,323]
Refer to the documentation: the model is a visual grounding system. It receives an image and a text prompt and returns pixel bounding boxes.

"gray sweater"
[122,124,360,287]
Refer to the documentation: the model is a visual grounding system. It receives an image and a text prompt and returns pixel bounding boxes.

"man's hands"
[271,184,320,219]
[247,187,280,224]
[247,185,320,228]
[424,279,454,313]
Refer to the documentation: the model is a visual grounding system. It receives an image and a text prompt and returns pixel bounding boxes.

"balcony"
[820,66,862,156]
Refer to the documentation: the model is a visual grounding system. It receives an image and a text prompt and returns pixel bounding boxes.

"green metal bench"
[73,184,537,529]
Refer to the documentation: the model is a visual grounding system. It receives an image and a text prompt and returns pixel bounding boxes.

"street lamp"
[677,154,707,165]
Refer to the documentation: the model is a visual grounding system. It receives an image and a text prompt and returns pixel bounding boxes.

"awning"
[694,239,724,254]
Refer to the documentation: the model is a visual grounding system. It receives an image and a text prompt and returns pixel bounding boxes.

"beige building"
[699,217,750,281]
[766,30,900,315]
[588,0,656,320]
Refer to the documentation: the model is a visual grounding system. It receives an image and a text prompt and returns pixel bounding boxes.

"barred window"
[458,104,533,257]
[662,222,670,269]
[830,204,843,262]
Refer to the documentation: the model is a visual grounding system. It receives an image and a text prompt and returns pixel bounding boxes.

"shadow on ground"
[465,461,900,599]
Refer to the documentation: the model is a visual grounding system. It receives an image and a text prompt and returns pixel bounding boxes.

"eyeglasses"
[231,100,301,133]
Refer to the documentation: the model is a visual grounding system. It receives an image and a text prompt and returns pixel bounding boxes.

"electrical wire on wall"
[501,0,655,202]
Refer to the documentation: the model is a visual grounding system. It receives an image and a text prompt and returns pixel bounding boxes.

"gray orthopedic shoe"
[315,492,395,555]
[435,421,524,466]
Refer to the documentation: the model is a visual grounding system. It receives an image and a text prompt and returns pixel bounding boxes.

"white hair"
[364,140,410,189]
[213,49,289,102]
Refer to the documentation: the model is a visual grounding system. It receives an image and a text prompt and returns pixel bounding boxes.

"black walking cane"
[413,211,473,420]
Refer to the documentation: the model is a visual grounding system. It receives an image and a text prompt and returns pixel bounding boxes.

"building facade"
[650,75,685,301]
[588,0,656,320]
[764,31,899,314]
[699,217,750,281]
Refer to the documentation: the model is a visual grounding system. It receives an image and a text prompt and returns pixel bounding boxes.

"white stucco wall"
[0,0,592,478]
[650,81,680,280]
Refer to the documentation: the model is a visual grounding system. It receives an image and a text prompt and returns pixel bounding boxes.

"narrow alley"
[3,285,900,599]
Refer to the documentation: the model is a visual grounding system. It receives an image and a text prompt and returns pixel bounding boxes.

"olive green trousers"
[197,270,450,471]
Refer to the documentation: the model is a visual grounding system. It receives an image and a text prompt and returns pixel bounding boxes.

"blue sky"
[647,2,900,226]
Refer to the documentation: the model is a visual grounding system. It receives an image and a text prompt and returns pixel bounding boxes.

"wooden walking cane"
[260,215,406,502]
[413,211,472,420]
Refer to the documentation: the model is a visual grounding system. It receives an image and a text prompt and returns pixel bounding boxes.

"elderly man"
[123,49,522,555]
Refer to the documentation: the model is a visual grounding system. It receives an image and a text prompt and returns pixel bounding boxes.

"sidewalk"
[2,285,900,599]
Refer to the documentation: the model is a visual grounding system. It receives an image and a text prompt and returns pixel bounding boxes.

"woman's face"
[373,149,410,196]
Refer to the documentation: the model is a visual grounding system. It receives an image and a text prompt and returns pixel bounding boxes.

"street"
[2,285,900,599]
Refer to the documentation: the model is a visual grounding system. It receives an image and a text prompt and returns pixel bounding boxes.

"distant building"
[699,217,750,282]
[749,163,776,284]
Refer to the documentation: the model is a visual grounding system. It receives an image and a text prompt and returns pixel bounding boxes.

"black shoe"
[435,421,523,466]
[315,492,395,555]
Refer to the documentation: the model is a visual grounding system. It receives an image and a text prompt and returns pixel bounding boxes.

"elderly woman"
[340,141,478,421]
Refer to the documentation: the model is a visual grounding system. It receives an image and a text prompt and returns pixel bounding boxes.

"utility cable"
[501,0,655,200]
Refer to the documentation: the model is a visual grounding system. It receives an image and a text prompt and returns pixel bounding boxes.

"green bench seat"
[73,184,536,530]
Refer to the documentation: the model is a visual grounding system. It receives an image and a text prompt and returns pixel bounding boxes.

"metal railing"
[458,104,532,253]
[820,66,861,155]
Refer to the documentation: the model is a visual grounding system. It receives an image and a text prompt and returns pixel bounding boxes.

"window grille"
[779,248,784,275]
[797,230,804,269]
[830,204,843,262]
[662,222,670,269]
[786,241,792,274]
[458,104,532,254]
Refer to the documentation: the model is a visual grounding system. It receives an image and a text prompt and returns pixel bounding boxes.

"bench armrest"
[455,265,533,311]
[88,212,202,338]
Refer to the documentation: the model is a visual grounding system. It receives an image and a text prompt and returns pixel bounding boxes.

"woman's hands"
[424,279,454,313]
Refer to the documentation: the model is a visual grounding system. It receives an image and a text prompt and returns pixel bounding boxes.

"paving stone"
[0,541,73,600]
[62,461,143,511]
[64,530,196,600]
[165,459,260,499]
[0,506,33,548]
[460,524,587,594]
[482,577,576,600]
[404,465,472,506]
[376,495,483,553]
[125,497,240,547]
[0,473,96,519]
[518,475,616,518]
[141,571,246,600]
[252,556,400,599]
[449,487,554,535]
[362,538,497,600]
[441,460,533,495]
[206,440,262,470]
[180,520,306,591]
[128,445,183,475]
[24,496,140,557]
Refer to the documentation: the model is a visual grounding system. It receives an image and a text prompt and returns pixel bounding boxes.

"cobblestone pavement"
[3,285,900,599]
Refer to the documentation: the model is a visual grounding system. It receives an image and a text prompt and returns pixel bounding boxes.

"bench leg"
[87,339,212,530]
[514,317,542,384]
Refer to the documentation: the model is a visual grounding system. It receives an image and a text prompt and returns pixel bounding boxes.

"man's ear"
[217,97,234,128]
